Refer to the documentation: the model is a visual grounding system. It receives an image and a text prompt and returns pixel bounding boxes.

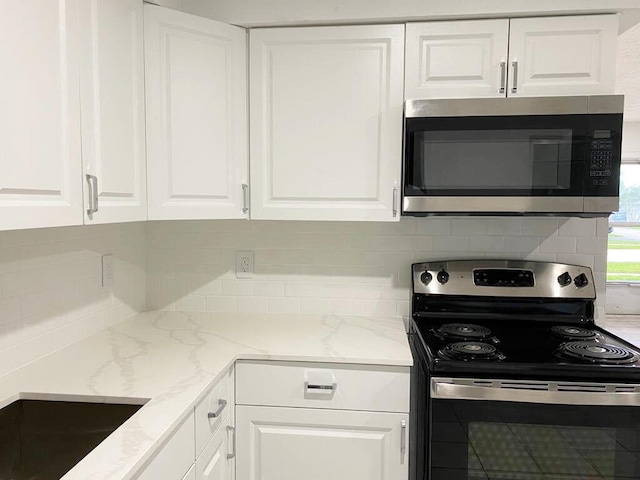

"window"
[607,161,640,282]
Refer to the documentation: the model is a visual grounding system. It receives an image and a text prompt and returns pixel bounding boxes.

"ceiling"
[617,22,640,122]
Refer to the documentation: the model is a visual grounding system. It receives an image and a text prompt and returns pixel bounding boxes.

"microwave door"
[403,114,592,214]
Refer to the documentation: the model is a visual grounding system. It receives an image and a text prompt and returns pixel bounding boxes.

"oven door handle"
[432,379,640,406]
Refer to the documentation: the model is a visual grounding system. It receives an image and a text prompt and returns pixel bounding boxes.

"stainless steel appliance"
[403,96,624,217]
[409,259,640,480]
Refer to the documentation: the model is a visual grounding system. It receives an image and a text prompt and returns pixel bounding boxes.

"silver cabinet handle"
[241,183,249,214]
[392,185,398,217]
[499,61,506,94]
[226,425,236,459]
[86,174,99,215]
[400,420,407,457]
[207,399,227,419]
[304,382,336,394]
[511,60,519,94]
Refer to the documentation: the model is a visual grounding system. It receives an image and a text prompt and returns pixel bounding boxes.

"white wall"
[0,223,146,377]
[622,122,640,160]
[181,0,640,27]
[146,217,609,322]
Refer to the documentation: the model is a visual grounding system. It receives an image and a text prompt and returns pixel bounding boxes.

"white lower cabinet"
[196,419,235,480]
[235,361,410,480]
[236,406,409,480]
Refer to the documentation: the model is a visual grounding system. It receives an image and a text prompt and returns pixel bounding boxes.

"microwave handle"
[511,60,519,94]
[432,379,640,406]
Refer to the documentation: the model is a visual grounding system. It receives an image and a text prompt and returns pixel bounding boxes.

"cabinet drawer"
[195,366,234,457]
[196,418,234,480]
[236,361,409,413]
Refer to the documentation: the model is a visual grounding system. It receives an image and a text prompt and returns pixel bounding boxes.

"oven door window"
[405,115,589,197]
[431,399,640,480]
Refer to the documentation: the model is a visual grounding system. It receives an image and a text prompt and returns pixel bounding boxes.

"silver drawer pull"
[207,399,227,419]
[227,425,236,459]
[305,382,337,393]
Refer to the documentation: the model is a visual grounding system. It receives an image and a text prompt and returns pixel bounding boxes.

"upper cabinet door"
[144,5,248,220]
[508,15,618,97]
[405,20,509,99]
[250,25,404,221]
[0,0,83,231]
[79,0,147,224]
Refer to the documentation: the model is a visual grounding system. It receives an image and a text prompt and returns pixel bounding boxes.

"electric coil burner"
[558,341,640,365]
[438,341,506,362]
[551,325,602,341]
[433,323,495,342]
[408,260,640,480]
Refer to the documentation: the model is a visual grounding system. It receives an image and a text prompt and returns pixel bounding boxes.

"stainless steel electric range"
[408,260,640,480]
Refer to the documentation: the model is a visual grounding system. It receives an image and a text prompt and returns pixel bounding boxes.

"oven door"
[429,378,640,480]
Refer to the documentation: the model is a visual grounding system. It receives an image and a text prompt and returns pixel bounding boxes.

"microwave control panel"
[589,130,613,187]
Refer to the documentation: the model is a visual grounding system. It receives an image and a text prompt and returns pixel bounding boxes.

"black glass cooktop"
[413,317,640,381]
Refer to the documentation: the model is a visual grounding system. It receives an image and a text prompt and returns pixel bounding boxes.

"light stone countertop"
[0,311,412,480]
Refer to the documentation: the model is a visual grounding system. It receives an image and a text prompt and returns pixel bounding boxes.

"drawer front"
[195,365,234,457]
[236,361,409,413]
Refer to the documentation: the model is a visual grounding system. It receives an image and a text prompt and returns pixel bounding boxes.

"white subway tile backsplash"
[487,218,523,236]
[0,223,145,377]
[577,236,608,254]
[539,236,578,254]
[522,218,559,236]
[559,218,597,237]
[503,236,541,253]
[452,218,489,236]
[147,217,607,321]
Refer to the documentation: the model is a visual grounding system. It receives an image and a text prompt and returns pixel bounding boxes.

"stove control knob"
[557,272,572,287]
[420,271,433,285]
[437,269,450,285]
[574,273,589,289]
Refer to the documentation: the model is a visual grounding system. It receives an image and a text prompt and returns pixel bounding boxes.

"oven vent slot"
[557,384,607,393]
[614,385,637,393]
[500,382,549,391]
[472,380,493,387]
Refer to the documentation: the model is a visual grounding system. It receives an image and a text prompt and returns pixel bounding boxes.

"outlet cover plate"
[236,251,254,279]
[102,254,114,287]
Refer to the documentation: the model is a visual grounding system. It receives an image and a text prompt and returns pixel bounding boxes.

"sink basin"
[0,399,143,479]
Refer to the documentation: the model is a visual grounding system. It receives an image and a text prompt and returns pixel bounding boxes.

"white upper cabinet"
[250,25,404,221]
[406,14,617,99]
[0,0,83,231]
[144,5,249,220]
[79,0,147,224]
[508,15,618,97]
[405,20,509,99]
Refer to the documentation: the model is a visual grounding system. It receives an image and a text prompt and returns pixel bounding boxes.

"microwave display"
[414,129,573,191]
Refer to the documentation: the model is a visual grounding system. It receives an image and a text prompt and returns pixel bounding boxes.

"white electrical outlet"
[236,251,254,279]
[102,254,114,287]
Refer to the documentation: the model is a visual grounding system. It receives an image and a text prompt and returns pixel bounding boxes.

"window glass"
[607,163,640,282]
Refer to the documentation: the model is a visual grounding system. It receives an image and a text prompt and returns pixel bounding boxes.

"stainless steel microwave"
[402,95,624,217]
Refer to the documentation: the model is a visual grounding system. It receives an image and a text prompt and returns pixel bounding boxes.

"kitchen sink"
[0,399,143,480]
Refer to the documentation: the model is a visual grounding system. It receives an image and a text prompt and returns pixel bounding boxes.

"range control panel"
[588,130,613,187]
[412,260,596,299]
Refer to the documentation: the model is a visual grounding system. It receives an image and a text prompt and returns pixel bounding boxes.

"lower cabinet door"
[236,406,409,480]
[196,421,235,480]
